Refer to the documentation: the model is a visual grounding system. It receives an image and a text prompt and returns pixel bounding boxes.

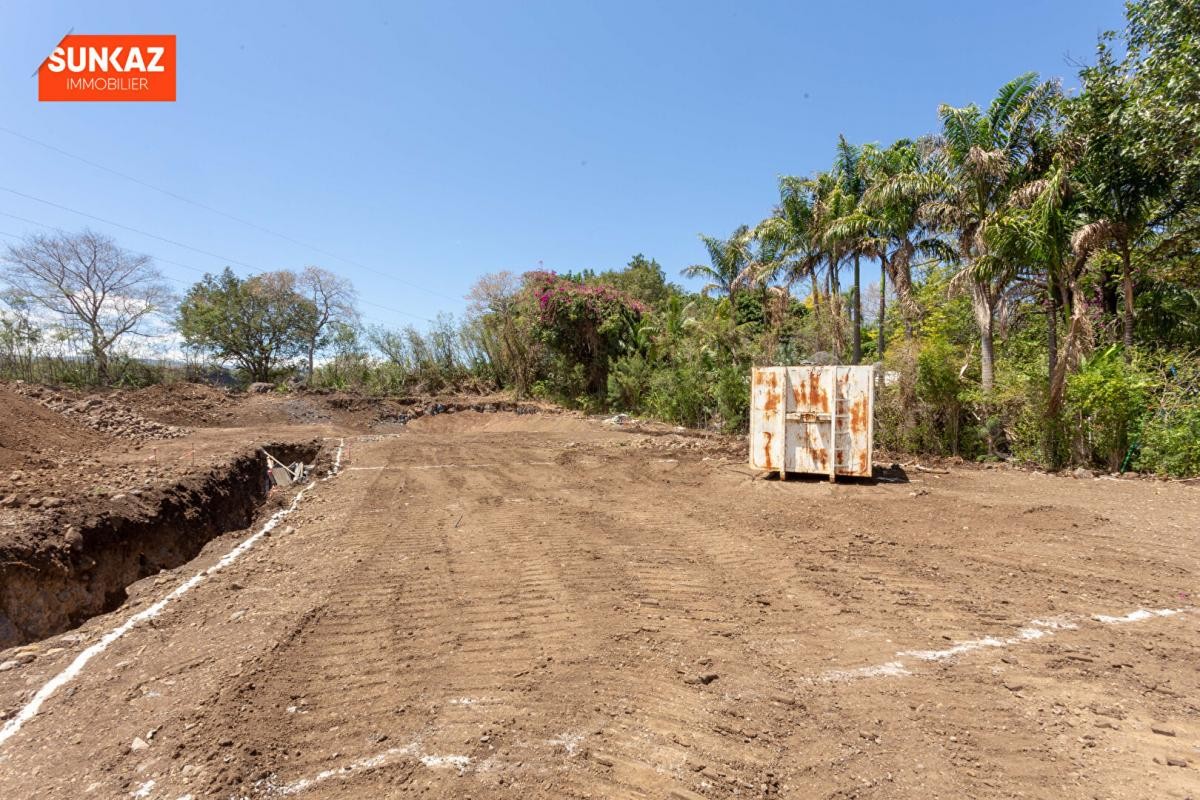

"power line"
[0,211,433,325]
[0,185,268,272]
[0,126,460,302]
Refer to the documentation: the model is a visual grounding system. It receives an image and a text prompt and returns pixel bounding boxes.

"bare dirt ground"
[0,390,1198,799]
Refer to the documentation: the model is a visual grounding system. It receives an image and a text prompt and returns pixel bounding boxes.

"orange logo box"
[39,34,175,102]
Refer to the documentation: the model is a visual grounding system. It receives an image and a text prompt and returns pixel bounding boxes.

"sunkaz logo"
[39,35,175,101]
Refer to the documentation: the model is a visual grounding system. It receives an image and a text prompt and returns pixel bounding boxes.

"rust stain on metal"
[763,386,780,413]
[807,371,824,410]
[849,395,868,435]
[791,369,810,406]
[813,373,831,411]
[812,446,827,468]
[751,365,872,479]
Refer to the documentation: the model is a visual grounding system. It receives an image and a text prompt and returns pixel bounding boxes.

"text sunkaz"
[46,46,167,74]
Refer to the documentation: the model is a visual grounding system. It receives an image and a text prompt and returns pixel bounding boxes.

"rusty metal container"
[749,365,875,481]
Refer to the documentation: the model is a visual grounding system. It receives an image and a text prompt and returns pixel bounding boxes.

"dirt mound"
[117,382,234,427]
[0,440,323,648]
[404,406,587,434]
[0,387,108,469]
[9,382,189,441]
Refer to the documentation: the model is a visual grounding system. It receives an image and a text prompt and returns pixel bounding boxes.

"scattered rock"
[1073,467,1095,479]
[1166,757,1188,768]
[1151,725,1176,737]
[684,673,719,686]
[130,737,149,751]
[65,526,84,550]
[8,383,189,441]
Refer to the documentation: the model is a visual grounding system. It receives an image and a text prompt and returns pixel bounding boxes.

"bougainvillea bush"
[521,271,646,403]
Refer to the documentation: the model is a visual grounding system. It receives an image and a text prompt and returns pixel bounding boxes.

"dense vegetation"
[1,0,1196,476]
[452,1,1200,476]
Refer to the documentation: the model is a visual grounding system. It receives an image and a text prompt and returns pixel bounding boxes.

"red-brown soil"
[0,386,1197,799]
[0,386,108,469]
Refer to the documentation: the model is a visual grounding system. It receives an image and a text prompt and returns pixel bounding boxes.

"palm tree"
[986,145,1086,465]
[682,225,756,300]
[921,73,1061,391]
[754,178,828,348]
[833,136,868,363]
[1067,44,1166,356]
[808,170,858,357]
[869,138,951,335]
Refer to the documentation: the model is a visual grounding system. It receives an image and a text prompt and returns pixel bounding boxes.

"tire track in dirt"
[5,418,1196,799]
[210,434,615,795]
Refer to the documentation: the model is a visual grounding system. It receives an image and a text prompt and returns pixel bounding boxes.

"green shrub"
[606,353,652,410]
[1137,405,1200,476]
[1134,360,1200,476]
[1064,346,1150,471]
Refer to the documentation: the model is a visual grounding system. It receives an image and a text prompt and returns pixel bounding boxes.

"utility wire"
[0,185,266,272]
[0,126,460,302]
[0,211,433,324]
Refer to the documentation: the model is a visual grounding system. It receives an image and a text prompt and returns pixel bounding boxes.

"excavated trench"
[0,441,322,649]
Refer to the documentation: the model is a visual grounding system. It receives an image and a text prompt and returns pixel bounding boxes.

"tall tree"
[755,178,826,347]
[925,73,1060,390]
[682,225,756,300]
[177,268,319,382]
[858,138,951,340]
[1116,0,1200,217]
[833,135,867,364]
[297,266,357,378]
[1067,43,1164,353]
[1,230,171,384]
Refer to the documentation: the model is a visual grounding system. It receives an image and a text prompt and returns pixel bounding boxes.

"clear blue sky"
[1,1,1126,330]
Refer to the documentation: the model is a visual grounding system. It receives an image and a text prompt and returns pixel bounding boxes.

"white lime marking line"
[820,607,1192,683]
[1093,607,1184,624]
[265,741,472,796]
[0,438,346,748]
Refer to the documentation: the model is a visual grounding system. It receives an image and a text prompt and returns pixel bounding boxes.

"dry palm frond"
[918,200,959,229]
[1049,297,1095,412]
[1011,179,1048,207]
[965,146,1008,178]
[1070,219,1120,259]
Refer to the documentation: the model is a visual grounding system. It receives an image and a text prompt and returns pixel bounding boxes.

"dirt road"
[0,411,1197,798]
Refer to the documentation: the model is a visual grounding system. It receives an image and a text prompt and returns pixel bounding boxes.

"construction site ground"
[0,383,1197,799]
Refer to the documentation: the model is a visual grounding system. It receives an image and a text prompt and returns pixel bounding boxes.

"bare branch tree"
[297,266,358,378]
[1,229,172,384]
